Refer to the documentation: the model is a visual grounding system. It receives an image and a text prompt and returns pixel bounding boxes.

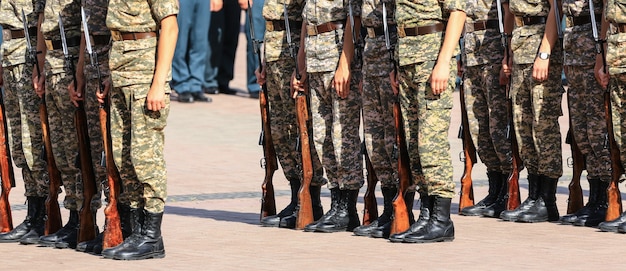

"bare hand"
[68,80,84,107]
[595,56,609,89]
[146,83,166,111]
[390,70,399,95]
[332,64,351,99]
[291,70,307,99]
[33,68,45,98]
[95,79,111,104]
[532,58,549,82]
[255,65,266,86]
[239,0,250,10]
[211,0,223,12]
[429,61,450,95]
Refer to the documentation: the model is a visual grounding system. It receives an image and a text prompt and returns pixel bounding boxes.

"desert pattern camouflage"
[395,0,464,66]
[262,0,304,63]
[565,66,611,181]
[107,0,177,213]
[42,0,81,40]
[563,0,601,66]
[362,32,398,188]
[606,31,626,75]
[397,60,456,198]
[0,0,38,66]
[265,61,326,186]
[2,63,48,197]
[510,62,564,178]
[308,72,363,190]
[610,73,626,171]
[361,0,394,27]
[509,0,563,65]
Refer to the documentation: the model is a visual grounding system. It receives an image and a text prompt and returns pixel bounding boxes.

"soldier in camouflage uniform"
[351,0,417,239]
[256,0,328,229]
[0,0,49,244]
[33,0,85,248]
[387,0,466,244]
[458,0,514,218]
[292,0,364,233]
[100,0,177,260]
[596,0,626,233]
[499,0,564,223]
[558,0,610,227]
[69,0,109,254]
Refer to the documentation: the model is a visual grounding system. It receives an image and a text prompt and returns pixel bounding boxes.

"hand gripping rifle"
[382,3,410,235]
[81,7,123,248]
[59,13,97,243]
[0,25,16,232]
[457,41,476,211]
[249,1,277,220]
[589,0,623,220]
[24,9,63,234]
[496,0,522,210]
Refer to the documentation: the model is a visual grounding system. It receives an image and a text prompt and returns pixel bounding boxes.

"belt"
[90,35,111,46]
[1,27,37,41]
[514,16,547,27]
[366,25,396,38]
[306,21,343,36]
[45,36,81,50]
[397,23,445,38]
[614,23,626,33]
[110,31,158,41]
[464,20,499,32]
[566,15,601,27]
[265,20,303,32]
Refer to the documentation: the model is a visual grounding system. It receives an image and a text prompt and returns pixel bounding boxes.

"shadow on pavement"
[165,205,259,225]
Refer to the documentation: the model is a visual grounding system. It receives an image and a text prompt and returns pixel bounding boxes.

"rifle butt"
[296,187,313,229]
[506,170,521,210]
[566,174,583,214]
[99,107,124,248]
[390,196,409,235]
[103,197,123,248]
[0,93,13,232]
[260,177,277,219]
[75,106,98,243]
[362,152,378,225]
[459,173,475,211]
[295,93,314,229]
[0,194,12,232]
[606,180,623,221]
[259,87,278,220]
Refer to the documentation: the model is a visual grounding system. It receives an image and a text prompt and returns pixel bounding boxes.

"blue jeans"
[244,0,266,93]
[204,0,241,89]
[171,0,211,94]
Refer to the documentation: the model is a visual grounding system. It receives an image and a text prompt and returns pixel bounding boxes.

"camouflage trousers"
[308,71,363,190]
[511,63,564,179]
[362,44,398,189]
[463,64,512,174]
[397,60,455,199]
[609,73,626,171]
[265,60,325,186]
[110,85,169,214]
[45,53,82,210]
[565,65,611,181]
[2,63,48,197]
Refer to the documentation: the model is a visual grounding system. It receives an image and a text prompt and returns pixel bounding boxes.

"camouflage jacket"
[606,0,626,24]
[262,0,304,63]
[509,0,562,64]
[562,0,602,66]
[463,0,505,66]
[41,0,81,40]
[0,0,38,67]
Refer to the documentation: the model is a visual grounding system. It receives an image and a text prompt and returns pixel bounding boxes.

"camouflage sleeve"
[149,0,178,23]
[34,0,45,14]
[353,0,363,17]
[442,0,466,12]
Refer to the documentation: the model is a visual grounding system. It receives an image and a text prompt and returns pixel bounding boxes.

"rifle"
[362,147,378,225]
[249,1,277,220]
[589,0,623,220]
[457,50,476,211]
[24,9,63,234]
[81,7,123,248]
[565,129,585,214]
[59,13,97,243]
[0,87,15,233]
[381,3,410,234]
[495,0,521,210]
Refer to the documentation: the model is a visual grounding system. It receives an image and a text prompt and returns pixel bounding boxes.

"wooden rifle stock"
[505,89,521,210]
[362,148,378,225]
[259,87,277,220]
[40,97,63,234]
[390,99,411,235]
[565,129,584,214]
[605,90,623,221]
[295,93,313,229]
[99,99,123,248]
[74,100,97,243]
[0,91,14,233]
[458,82,475,211]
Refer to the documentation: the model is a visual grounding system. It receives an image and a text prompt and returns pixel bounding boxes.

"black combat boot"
[460,171,502,216]
[261,179,301,227]
[561,178,599,224]
[599,212,626,232]
[0,196,40,242]
[517,176,560,222]
[304,187,339,232]
[389,193,431,243]
[109,210,165,260]
[102,208,144,258]
[353,187,396,236]
[19,197,47,245]
[403,196,454,243]
[39,210,79,247]
[576,179,608,227]
[279,184,324,229]
[500,173,540,221]
[482,173,510,218]
[76,231,104,254]
[315,189,360,233]
[55,210,89,249]
[370,190,415,238]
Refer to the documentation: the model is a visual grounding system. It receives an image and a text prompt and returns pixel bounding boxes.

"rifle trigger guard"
[566,156,574,168]
[260,158,267,169]
[459,151,465,162]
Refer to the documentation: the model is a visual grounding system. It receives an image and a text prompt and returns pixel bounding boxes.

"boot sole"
[111,251,166,260]
[402,236,454,243]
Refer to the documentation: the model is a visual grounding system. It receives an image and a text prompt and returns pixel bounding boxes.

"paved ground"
[1,16,626,271]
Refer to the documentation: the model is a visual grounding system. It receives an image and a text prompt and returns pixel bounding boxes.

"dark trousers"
[204,0,241,89]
